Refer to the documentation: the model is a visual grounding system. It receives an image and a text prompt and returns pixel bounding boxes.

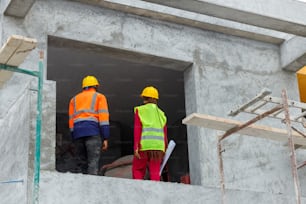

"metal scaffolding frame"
[218,88,306,204]
[0,51,44,204]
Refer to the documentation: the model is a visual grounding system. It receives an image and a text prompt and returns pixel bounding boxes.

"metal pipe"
[33,51,44,204]
[0,51,44,204]
[0,64,39,77]
[0,179,24,184]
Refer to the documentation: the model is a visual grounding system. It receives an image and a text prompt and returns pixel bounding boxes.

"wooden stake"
[218,137,226,204]
[282,89,301,204]
[220,105,283,141]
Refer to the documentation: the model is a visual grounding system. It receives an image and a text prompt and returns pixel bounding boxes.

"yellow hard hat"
[82,76,99,88]
[141,86,159,99]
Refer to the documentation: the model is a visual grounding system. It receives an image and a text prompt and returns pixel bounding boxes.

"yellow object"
[296,66,306,102]
[141,86,159,99]
[82,75,99,88]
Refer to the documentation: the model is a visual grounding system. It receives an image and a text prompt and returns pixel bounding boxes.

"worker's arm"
[97,94,110,151]
[134,109,142,158]
[100,125,109,151]
[68,97,75,137]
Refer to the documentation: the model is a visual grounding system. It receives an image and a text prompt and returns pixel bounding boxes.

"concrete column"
[281,36,306,71]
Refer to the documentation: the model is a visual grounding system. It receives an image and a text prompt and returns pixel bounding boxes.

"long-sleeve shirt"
[69,88,110,140]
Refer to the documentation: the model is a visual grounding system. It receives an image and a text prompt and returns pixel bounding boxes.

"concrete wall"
[0,75,55,204]
[31,81,56,172]
[27,80,56,204]
[1,0,306,203]
[0,80,31,204]
[190,38,306,196]
[40,171,306,204]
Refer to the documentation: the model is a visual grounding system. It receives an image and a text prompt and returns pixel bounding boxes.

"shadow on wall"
[55,113,189,183]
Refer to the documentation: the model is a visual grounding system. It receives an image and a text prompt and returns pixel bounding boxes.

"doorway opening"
[47,36,191,182]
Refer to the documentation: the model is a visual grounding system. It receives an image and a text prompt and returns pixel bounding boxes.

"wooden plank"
[0,35,37,66]
[182,113,306,146]
[6,36,37,66]
[0,35,23,64]
[0,69,13,88]
[0,70,13,82]
[0,35,37,88]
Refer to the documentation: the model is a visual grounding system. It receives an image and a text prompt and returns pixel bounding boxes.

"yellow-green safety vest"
[135,103,167,151]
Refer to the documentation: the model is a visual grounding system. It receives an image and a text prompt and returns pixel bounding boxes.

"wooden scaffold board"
[0,35,37,88]
[182,113,306,146]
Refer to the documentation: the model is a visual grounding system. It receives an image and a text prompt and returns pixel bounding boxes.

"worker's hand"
[134,149,141,159]
[101,140,108,152]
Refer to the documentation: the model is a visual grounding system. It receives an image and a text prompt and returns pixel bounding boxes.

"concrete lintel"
[4,0,36,18]
[48,36,192,71]
[142,0,306,37]
[73,0,289,44]
[281,36,306,72]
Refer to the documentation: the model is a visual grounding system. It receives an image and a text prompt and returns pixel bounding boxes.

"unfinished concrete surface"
[1,0,306,203]
[143,0,306,37]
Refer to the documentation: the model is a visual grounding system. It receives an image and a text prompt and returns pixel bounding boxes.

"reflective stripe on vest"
[135,103,166,151]
[71,92,98,123]
[71,92,109,125]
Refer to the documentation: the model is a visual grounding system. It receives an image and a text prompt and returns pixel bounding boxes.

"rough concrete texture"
[26,80,56,203]
[1,0,11,14]
[0,81,31,204]
[40,170,306,204]
[189,37,306,195]
[281,36,306,71]
[74,0,290,45]
[143,0,306,37]
[1,0,306,203]
[37,81,56,171]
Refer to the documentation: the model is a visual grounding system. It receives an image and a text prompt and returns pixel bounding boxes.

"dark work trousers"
[74,135,102,175]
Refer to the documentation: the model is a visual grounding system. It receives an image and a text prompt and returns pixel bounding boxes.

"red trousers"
[132,151,163,181]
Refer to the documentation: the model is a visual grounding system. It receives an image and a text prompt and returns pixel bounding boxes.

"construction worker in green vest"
[132,86,168,181]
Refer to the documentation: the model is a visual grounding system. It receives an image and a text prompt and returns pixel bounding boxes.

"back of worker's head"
[141,86,159,104]
[82,75,99,90]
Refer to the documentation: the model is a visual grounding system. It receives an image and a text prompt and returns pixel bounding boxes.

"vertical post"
[282,89,301,204]
[217,137,226,204]
[33,51,44,204]
[217,105,282,204]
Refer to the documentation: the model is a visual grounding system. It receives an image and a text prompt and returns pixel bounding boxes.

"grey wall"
[40,171,305,204]
[27,80,56,204]
[0,76,55,204]
[0,80,31,204]
[190,36,306,196]
[1,0,306,203]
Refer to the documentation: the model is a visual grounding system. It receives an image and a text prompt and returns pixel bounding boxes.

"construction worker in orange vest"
[132,86,168,181]
[69,75,110,175]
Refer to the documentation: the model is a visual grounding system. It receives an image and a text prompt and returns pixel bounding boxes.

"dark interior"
[47,36,190,182]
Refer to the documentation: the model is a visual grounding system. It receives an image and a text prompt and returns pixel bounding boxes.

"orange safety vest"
[69,88,109,134]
